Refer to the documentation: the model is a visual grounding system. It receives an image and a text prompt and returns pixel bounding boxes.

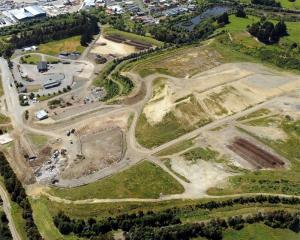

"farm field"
[37,36,85,56]
[48,161,184,200]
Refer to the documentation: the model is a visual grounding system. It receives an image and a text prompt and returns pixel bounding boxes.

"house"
[37,61,48,72]
[36,110,48,120]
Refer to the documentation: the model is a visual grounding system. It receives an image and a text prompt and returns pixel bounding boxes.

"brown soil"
[228,138,285,169]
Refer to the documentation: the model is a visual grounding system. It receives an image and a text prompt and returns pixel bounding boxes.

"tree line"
[251,0,281,8]
[0,152,42,240]
[0,12,99,58]
[54,194,300,239]
[0,210,12,240]
[248,18,288,43]
[127,210,300,240]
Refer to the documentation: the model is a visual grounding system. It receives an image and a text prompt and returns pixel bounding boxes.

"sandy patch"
[170,156,232,196]
[91,36,137,57]
[239,125,287,141]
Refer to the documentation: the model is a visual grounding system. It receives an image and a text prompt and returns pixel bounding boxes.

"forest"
[0,152,42,240]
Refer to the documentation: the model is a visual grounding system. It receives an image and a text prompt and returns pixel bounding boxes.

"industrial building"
[3,5,46,23]
[36,110,48,121]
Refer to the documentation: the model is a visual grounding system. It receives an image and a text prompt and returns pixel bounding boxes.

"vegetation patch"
[182,147,222,163]
[155,139,194,157]
[224,222,300,240]
[49,161,184,200]
[38,36,85,56]
[238,109,271,121]
[0,114,10,125]
[103,27,164,47]
[20,54,42,65]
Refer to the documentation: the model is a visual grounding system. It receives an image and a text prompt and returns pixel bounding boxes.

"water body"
[178,6,230,32]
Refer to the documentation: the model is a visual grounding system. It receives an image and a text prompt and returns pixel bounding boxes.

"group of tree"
[0,210,12,240]
[248,18,288,43]
[251,0,282,8]
[54,194,300,239]
[0,12,99,58]
[235,6,247,18]
[0,152,42,240]
[126,210,300,240]
[54,210,180,238]
[216,12,230,26]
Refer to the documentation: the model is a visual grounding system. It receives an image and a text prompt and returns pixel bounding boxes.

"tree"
[217,12,229,25]
[235,7,247,18]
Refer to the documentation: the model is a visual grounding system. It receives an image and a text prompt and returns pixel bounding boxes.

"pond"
[178,6,230,32]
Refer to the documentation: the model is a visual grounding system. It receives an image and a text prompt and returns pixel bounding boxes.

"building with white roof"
[3,5,46,22]
[36,110,48,120]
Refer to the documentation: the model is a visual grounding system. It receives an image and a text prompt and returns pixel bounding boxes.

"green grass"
[30,197,85,240]
[0,114,10,124]
[20,54,42,64]
[182,147,221,163]
[243,115,281,127]
[135,113,188,149]
[223,15,259,33]
[49,161,184,200]
[46,56,61,64]
[103,27,164,47]
[38,36,85,56]
[27,134,48,148]
[224,223,300,240]
[155,139,194,156]
[238,109,271,121]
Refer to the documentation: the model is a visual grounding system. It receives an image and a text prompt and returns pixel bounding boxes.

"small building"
[23,46,38,52]
[36,110,48,120]
[43,80,61,89]
[37,61,48,72]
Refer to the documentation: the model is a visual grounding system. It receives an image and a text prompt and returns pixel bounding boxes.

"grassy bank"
[49,161,184,200]
[103,27,164,47]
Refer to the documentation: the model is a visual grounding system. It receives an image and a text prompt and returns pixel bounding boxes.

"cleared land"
[228,138,285,169]
[48,161,184,200]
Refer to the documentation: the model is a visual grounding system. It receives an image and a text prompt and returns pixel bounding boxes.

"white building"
[36,110,48,121]
[3,5,46,22]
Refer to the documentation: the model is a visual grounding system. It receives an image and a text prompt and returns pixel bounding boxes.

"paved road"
[0,185,22,240]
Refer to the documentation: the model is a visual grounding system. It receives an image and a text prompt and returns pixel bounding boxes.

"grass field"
[38,36,85,56]
[49,161,184,200]
[136,113,191,149]
[20,54,42,64]
[103,27,164,47]
[27,134,48,149]
[224,223,300,240]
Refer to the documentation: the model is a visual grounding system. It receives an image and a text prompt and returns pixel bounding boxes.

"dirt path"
[0,185,22,240]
